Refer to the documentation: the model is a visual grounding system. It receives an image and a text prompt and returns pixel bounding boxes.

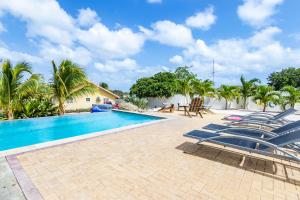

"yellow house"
[64,85,120,111]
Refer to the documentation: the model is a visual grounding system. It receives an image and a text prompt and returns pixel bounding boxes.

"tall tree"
[130,72,177,98]
[51,60,97,115]
[218,85,239,110]
[239,75,260,109]
[253,85,280,112]
[0,60,40,120]
[175,66,197,102]
[99,82,109,89]
[192,79,215,101]
[280,86,300,108]
[268,68,300,90]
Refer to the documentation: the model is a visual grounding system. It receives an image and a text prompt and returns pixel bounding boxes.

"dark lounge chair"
[223,108,297,128]
[184,129,300,162]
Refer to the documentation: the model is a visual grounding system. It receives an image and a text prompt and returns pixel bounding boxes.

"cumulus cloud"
[77,23,145,59]
[77,8,99,27]
[139,20,194,48]
[0,46,42,64]
[39,41,93,66]
[169,55,183,64]
[95,58,138,73]
[0,0,146,62]
[185,6,217,30]
[0,0,75,45]
[147,0,162,4]
[238,0,284,27]
[175,26,300,83]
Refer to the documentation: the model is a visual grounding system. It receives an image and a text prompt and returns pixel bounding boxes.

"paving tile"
[9,111,300,200]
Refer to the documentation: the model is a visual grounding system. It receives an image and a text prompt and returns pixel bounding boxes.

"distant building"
[64,85,119,111]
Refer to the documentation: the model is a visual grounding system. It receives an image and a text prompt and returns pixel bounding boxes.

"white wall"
[147,94,300,112]
[148,94,190,108]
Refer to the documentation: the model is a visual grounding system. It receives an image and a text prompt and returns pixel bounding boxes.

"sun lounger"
[158,104,175,113]
[224,108,296,123]
[226,108,297,128]
[184,129,300,162]
[204,120,300,134]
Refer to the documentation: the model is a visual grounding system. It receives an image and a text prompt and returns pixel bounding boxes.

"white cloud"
[238,0,284,27]
[95,58,138,73]
[0,0,75,45]
[175,26,300,83]
[77,23,145,59]
[185,6,217,30]
[169,55,183,64]
[39,41,93,66]
[0,46,42,64]
[77,8,99,27]
[139,20,194,48]
[147,0,162,4]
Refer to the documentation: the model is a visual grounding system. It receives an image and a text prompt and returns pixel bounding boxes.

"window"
[103,98,109,104]
[96,97,101,103]
[86,98,91,102]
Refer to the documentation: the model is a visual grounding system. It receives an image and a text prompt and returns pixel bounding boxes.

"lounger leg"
[240,154,246,167]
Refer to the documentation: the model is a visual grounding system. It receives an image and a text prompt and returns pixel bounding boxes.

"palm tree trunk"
[58,99,65,115]
[7,106,14,120]
[225,99,228,110]
[263,104,266,112]
[243,97,247,110]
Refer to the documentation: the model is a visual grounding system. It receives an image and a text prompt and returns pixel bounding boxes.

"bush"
[124,95,148,110]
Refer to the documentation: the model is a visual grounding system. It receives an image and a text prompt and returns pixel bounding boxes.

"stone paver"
[13,112,300,199]
[0,157,25,200]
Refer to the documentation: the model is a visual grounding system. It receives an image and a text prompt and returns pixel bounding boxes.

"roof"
[97,85,120,99]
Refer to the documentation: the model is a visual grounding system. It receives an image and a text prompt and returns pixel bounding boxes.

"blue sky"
[0,0,300,91]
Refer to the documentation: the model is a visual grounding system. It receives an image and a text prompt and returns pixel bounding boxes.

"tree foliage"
[239,75,260,109]
[130,72,177,98]
[174,66,197,100]
[217,85,239,110]
[99,82,109,89]
[51,60,97,115]
[192,79,215,100]
[267,68,300,90]
[253,85,280,112]
[0,60,40,119]
[280,86,300,109]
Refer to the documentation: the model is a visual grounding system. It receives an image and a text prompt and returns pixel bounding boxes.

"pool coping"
[4,111,175,200]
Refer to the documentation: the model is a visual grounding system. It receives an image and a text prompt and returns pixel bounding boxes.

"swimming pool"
[0,111,162,151]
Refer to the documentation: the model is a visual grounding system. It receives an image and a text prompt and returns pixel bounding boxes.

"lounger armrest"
[233,118,284,125]
[231,120,281,129]
[216,127,277,138]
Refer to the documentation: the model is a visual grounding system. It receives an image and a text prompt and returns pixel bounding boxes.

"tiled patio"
[9,112,300,199]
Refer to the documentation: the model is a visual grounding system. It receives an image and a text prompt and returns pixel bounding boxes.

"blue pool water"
[0,111,162,151]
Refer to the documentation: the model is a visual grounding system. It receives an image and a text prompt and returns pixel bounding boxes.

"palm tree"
[51,60,97,115]
[176,77,195,103]
[218,85,239,110]
[280,86,300,108]
[0,60,40,120]
[253,85,280,112]
[239,75,260,109]
[192,79,215,101]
